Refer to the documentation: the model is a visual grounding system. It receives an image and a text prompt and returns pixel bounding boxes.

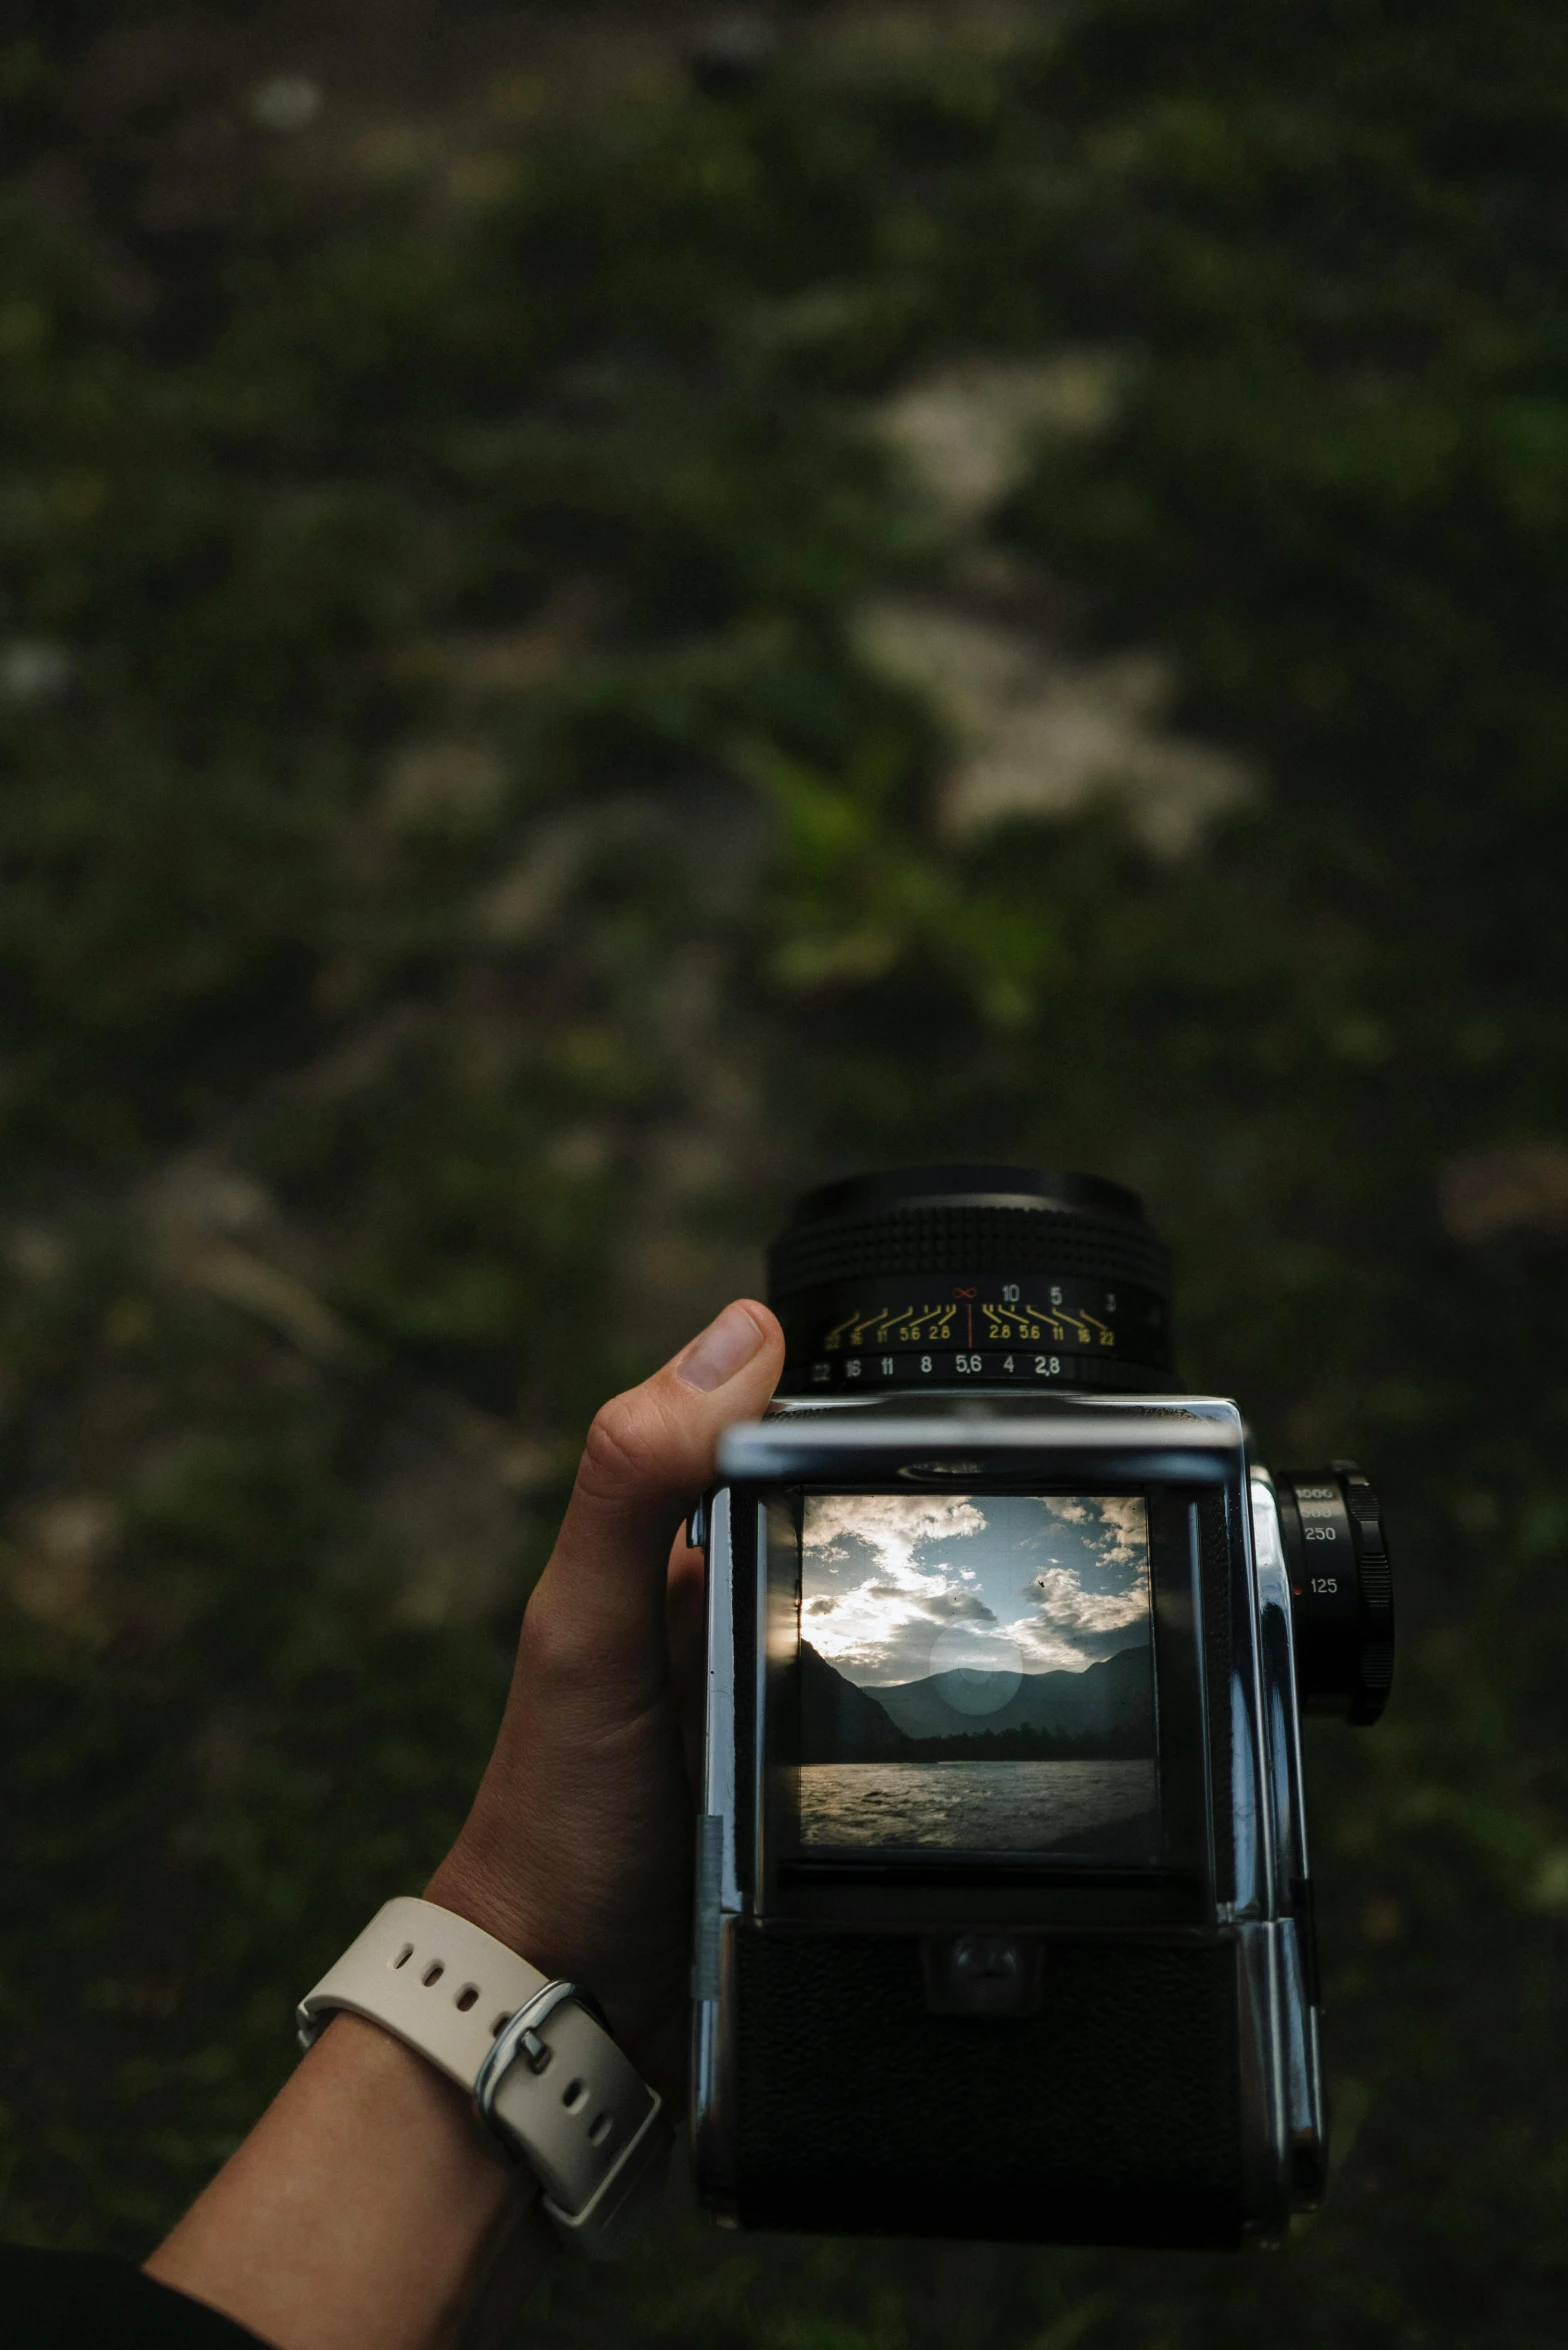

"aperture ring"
[775,1273,1173,1396]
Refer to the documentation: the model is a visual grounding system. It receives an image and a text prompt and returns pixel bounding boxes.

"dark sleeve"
[2,2244,272,2350]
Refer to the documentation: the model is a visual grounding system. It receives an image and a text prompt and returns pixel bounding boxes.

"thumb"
[539,1298,784,1651]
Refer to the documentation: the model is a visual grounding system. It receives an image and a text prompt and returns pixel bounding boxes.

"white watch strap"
[296,1897,669,2255]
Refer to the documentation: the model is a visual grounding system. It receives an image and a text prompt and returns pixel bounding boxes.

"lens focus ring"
[767,1166,1177,1397]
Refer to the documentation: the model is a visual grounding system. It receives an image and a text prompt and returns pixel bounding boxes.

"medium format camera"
[689,1167,1394,2248]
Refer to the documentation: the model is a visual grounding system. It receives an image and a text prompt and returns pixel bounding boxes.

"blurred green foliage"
[2,3,1567,2344]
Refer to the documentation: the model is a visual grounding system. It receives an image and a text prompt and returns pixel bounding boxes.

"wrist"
[296,1897,672,2259]
[423,1833,547,1980]
[422,1833,686,2104]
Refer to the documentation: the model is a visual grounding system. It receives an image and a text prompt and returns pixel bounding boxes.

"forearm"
[145,2012,542,2350]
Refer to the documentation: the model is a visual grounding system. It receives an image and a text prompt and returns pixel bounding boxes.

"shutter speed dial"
[1276,1462,1394,1725]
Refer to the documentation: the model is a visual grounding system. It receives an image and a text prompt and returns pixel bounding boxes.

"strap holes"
[391,1945,414,1970]
[588,2113,614,2146]
[491,2014,510,2038]
[562,2079,587,2111]
[455,1984,479,2012]
[422,1962,445,1988]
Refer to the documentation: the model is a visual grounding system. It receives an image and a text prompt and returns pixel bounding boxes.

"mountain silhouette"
[869,1644,1152,1744]
[800,1642,910,1762]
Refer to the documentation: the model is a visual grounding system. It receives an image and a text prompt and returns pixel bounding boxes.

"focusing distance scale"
[770,1165,1178,1398]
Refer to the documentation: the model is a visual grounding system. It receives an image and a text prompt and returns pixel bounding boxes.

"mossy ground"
[3,5,1567,2344]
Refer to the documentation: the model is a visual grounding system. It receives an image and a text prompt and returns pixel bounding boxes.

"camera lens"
[768,1165,1176,1397]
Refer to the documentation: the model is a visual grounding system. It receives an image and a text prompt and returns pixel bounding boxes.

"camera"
[689,1167,1393,2248]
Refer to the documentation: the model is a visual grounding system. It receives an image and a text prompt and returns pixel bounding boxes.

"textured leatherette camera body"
[689,1392,1323,2250]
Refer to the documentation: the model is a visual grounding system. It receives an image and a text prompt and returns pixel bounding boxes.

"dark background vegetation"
[3,3,1566,2343]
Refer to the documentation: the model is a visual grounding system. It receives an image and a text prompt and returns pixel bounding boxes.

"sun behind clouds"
[801,1493,1150,1685]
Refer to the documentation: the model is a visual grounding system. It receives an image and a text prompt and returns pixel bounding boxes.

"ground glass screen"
[798,1493,1158,1856]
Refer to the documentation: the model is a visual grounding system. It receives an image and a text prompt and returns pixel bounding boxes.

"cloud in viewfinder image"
[801,1493,1149,1683]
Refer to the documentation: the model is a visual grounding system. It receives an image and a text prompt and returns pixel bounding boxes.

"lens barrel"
[768,1165,1177,1397]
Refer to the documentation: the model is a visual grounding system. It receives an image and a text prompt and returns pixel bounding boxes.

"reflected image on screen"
[798,1494,1157,1858]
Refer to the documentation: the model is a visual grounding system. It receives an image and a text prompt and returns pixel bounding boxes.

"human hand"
[424,1298,784,2100]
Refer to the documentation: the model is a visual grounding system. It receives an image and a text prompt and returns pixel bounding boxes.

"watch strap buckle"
[474,1980,671,2258]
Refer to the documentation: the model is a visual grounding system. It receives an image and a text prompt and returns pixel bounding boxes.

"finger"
[536,1299,783,1656]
